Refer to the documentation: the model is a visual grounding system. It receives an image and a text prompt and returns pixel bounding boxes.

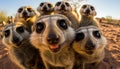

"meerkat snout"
[47,33,60,45]
[85,39,96,50]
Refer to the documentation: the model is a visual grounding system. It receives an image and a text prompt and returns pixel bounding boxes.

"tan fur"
[2,22,44,69]
[7,16,15,24]
[73,26,107,69]
[15,6,38,33]
[30,14,75,69]
[37,2,54,16]
[54,1,79,29]
[79,4,100,28]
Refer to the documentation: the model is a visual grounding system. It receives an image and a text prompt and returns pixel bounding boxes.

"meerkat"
[15,6,38,33]
[54,1,79,29]
[7,16,15,24]
[72,26,107,69]
[37,2,54,16]
[2,22,44,69]
[79,4,100,27]
[30,14,75,69]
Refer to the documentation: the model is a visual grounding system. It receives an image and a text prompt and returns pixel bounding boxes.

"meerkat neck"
[63,12,79,29]
[79,15,99,27]
[40,12,52,16]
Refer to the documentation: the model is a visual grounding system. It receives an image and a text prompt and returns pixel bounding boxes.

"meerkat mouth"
[49,45,61,53]
[85,50,94,55]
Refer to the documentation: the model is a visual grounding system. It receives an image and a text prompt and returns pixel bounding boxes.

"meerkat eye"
[18,8,23,13]
[40,3,44,7]
[16,26,24,33]
[82,5,87,9]
[75,32,85,42]
[27,8,32,12]
[93,31,101,38]
[36,22,44,33]
[65,2,70,6]
[91,6,94,10]
[48,4,52,8]
[4,30,10,37]
[57,19,68,30]
[56,2,61,6]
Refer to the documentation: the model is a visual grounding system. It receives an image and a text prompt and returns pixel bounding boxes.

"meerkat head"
[54,1,72,14]
[2,22,30,48]
[73,26,107,55]
[15,6,37,20]
[7,16,14,24]
[37,2,54,15]
[80,4,96,17]
[30,14,75,53]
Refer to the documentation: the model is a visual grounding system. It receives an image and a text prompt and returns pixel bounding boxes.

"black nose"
[85,9,90,14]
[43,6,47,10]
[85,40,95,50]
[61,4,65,10]
[47,34,59,45]
[12,37,19,43]
[23,11,27,16]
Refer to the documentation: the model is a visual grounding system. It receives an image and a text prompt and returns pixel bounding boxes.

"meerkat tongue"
[50,45,59,50]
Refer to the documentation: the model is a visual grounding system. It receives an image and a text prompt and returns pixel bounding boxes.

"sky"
[0,0,120,19]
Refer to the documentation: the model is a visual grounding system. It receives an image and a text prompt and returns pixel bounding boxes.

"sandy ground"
[0,21,120,69]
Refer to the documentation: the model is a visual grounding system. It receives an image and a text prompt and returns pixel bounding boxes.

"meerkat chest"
[42,50,75,66]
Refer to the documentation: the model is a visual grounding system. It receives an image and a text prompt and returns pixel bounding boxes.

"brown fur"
[73,26,107,69]
[15,6,38,33]
[2,22,44,69]
[37,2,54,16]
[79,4,100,28]
[54,1,79,29]
[30,14,75,69]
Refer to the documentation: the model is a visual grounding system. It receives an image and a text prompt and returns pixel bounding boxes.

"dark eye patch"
[18,8,23,13]
[40,3,44,6]
[57,19,68,30]
[48,4,52,8]
[75,32,85,42]
[4,30,10,37]
[55,2,61,6]
[16,26,24,33]
[36,22,45,33]
[91,6,94,10]
[93,30,101,39]
[82,5,87,9]
[65,2,70,6]
[27,8,32,12]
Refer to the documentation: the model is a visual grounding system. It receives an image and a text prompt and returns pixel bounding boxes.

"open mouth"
[49,45,61,53]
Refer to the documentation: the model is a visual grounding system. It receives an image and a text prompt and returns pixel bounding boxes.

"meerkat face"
[73,26,107,54]
[2,22,30,48]
[16,6,36,20]
[80,4,96,17]
[54,1,72,13]
[37,2,53,14]
[30,14,75,53]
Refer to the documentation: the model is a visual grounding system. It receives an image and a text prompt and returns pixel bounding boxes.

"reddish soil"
[0,21,120,69]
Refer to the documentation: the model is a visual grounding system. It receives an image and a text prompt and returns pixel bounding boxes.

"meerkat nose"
[85,40,95,50]
[47,34,59,45]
